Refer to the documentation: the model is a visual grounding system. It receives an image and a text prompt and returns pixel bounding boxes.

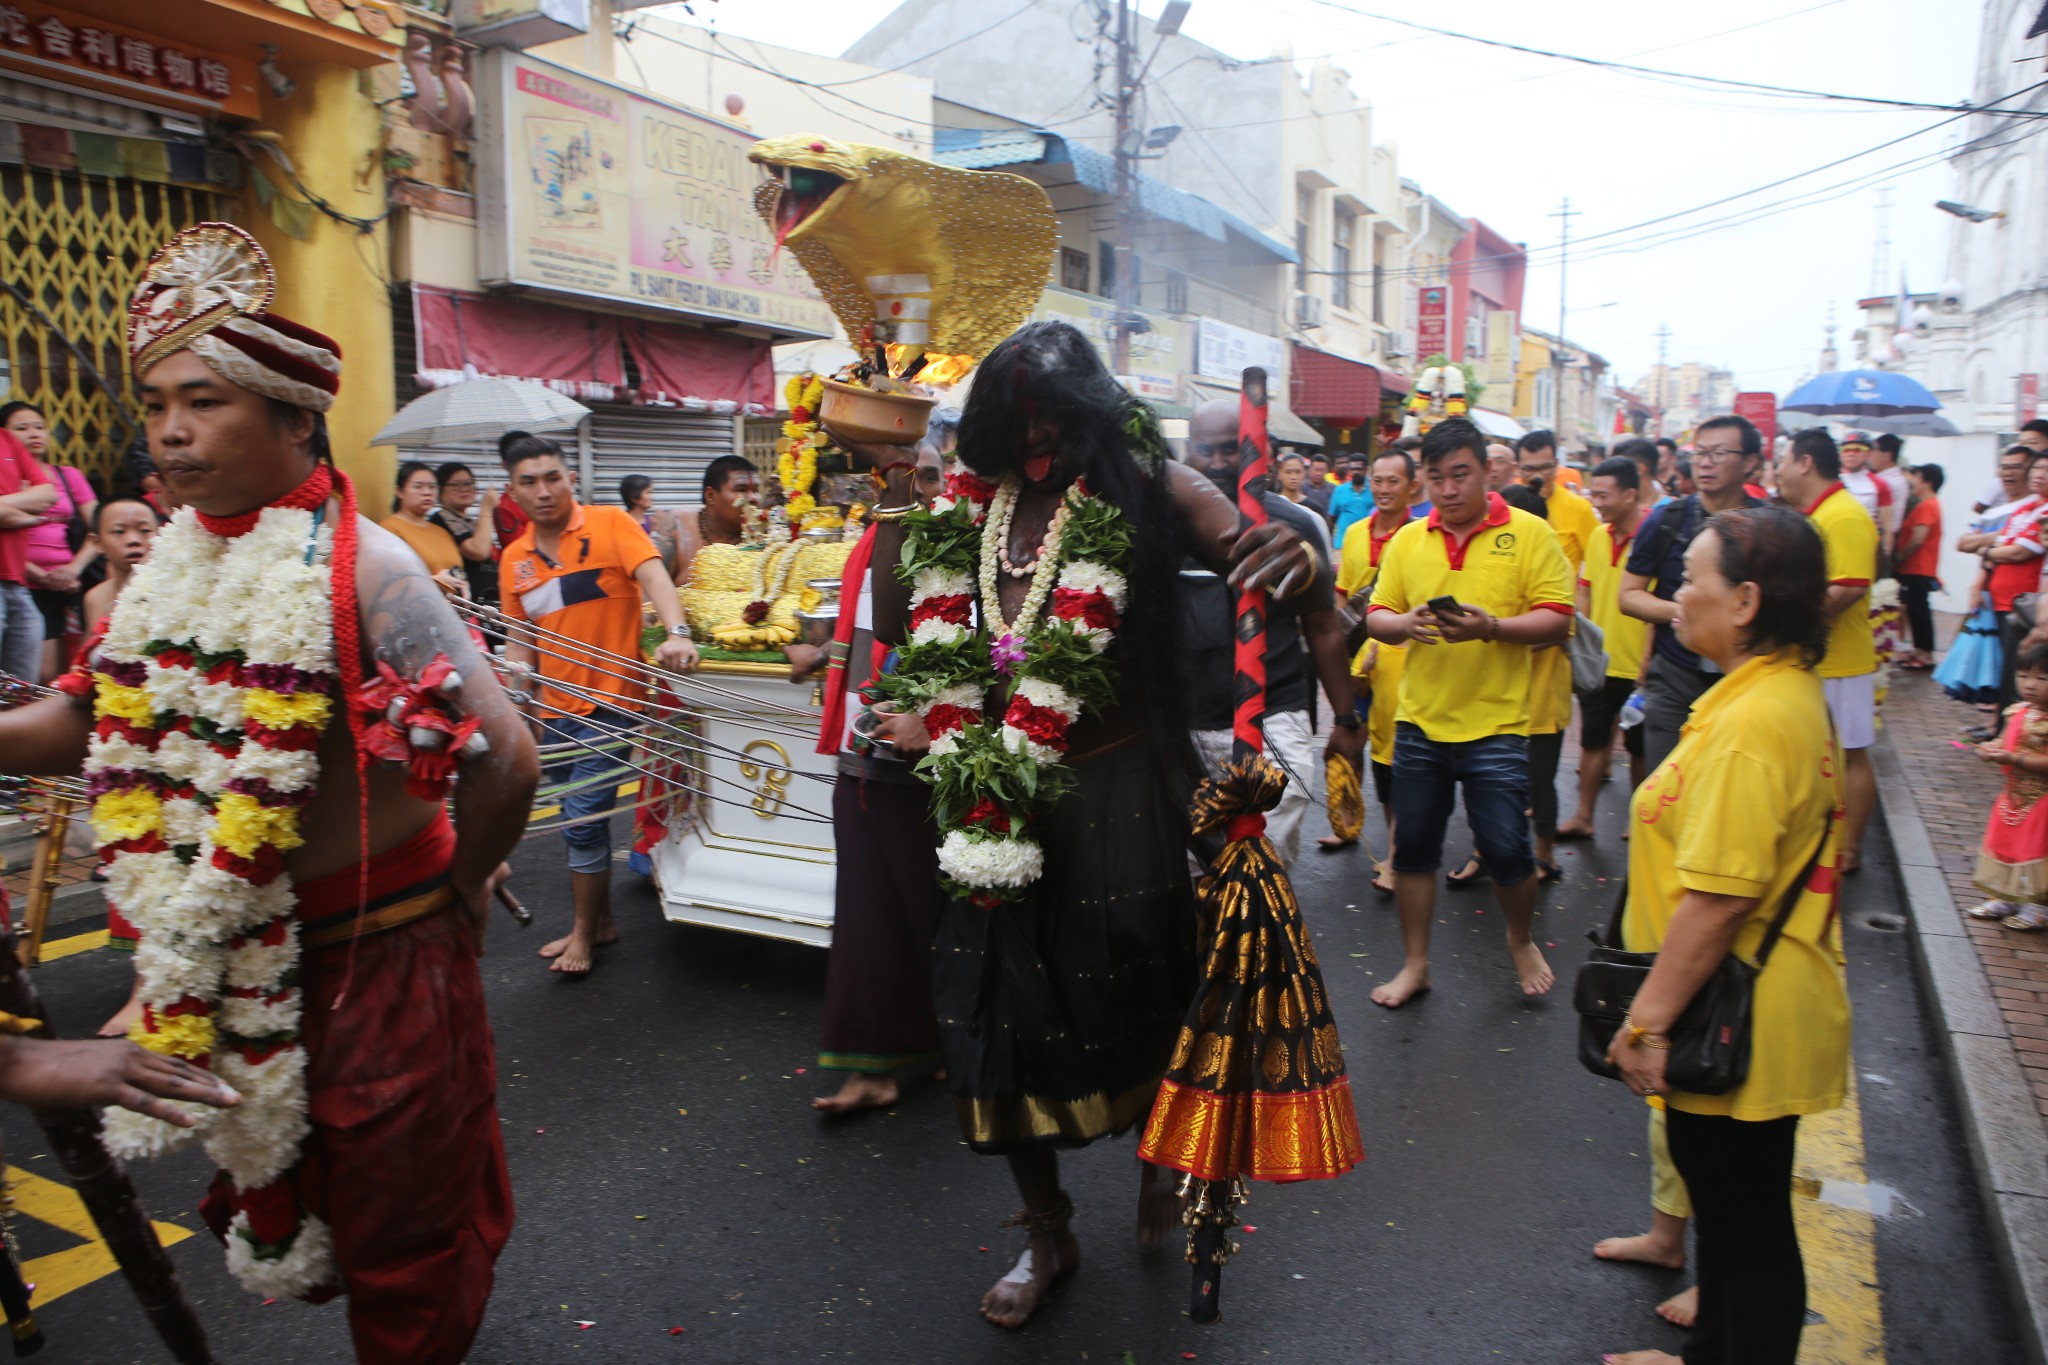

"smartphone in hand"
[1427,594,1466,616]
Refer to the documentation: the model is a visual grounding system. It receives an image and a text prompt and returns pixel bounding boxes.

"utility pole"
[1652,323,1673,437]
[1111,0,1136,374]
[1549,196,1581,443]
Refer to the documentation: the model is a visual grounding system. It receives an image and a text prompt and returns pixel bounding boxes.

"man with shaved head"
[1180,399,1361,863]
[1486,443,1516,493]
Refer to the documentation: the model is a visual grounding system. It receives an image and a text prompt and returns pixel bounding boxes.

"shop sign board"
[0,1,257,118]
[1416,285,1448,360]
[2018,373,2039,426]
[1194,316,1284,388]
[474,49,835,339]
[1031,286,1182,399]
[1733,391,1777,448]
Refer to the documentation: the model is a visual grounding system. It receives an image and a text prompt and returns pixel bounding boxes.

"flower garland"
[877,468,1131,905]
[88,483,344,1299]
[777,372,828,531]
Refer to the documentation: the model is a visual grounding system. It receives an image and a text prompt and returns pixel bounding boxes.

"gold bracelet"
[869,503,920,523]
[1623,1019,1673,1051]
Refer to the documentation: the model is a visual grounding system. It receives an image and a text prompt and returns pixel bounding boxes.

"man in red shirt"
[1895,463,1944,669]
[0,430,55,681]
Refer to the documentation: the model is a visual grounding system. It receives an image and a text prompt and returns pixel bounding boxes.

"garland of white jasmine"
[877,465,1133,905]
[86,501,341,1297]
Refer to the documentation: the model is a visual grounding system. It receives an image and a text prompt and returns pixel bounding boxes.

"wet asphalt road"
[2,761,2023,1364]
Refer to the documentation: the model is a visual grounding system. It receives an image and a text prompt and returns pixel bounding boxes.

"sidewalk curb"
[1873,733,2048,1365]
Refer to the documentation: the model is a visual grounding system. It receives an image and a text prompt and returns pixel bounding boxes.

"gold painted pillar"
[238,60,396,498]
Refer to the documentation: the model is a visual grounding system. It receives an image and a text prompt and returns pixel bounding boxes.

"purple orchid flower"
[990,632,1027,678]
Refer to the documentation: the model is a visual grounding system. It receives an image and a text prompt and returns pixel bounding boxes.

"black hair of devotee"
[702,455,755,498]
[619,474,652,509]
[498,430,563,469]
[1705,505,1829,667]
[1418,416,1487,468]
[1500,482,1547,518]
[1789,427,1840,480]
[1593,455,1641,490]
[955,319,1191,783]
[1695,414,1762,458]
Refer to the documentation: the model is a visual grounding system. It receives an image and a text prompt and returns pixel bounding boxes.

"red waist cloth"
[200,822,512,1364]
[294,811,457,949]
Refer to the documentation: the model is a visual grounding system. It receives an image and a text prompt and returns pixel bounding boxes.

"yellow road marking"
[35,931,107,963]
[1794,1074,1884,1364]
[532,779,642,822]
[3,1166,191,1309]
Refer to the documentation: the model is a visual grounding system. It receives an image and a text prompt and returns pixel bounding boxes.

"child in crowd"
[1968,641,2048,932]
[78,496,163,1036]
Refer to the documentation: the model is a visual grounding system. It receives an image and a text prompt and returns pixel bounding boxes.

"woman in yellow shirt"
[1605,505,1847,1365]
[380,461,466,594]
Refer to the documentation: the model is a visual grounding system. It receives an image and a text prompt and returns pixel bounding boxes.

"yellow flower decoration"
[91,788,163,844]
[213,792,306,858]
[131,1010,215,1061]
[94,678,156,725]
[242,689,332,731]
[0,1011,43,1036]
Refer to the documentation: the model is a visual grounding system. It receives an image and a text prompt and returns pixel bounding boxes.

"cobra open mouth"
[769,164,846,246]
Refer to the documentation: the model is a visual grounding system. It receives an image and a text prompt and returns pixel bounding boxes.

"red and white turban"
[127,222,342,414]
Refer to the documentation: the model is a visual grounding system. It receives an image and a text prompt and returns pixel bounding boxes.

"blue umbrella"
[1781,367,1941,417]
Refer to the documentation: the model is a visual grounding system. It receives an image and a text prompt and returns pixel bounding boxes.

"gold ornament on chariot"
[737,739,793,819]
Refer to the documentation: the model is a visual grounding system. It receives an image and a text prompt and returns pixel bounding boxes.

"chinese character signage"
[475,50,833,339]
[2019,374,2039,426]
[0,2,255,118]
[1417,285,1448,360]
[1733,391,1777,448]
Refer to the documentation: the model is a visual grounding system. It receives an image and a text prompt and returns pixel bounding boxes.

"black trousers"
[1898,574,1938,653]
[1999,609,2026,713]
[1665,1109,1805,1365]
[1528,730,1563,840]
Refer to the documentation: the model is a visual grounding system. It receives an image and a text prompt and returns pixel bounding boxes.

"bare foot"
[97,981,144,1039]
[1556,819,1596,840]
[811,1072,898,1115]
[1136,1164,1181,1248]
[1370,965,1431,1009]
[1509,939,1554,996]
[1655,1285,1698,1328]
[1602,1353,1682,1365]
[1592,1232,1684,1270]
[1371,860,1396,896]
[540,924,619,964]
[979,1231,1076,1329]
[1315,833,1357,850]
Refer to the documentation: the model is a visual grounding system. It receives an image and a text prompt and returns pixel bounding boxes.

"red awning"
[411,286,774,411]
[1290,344,1381,427]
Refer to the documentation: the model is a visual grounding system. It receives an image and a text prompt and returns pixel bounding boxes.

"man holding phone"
[1366,417,1575,1008]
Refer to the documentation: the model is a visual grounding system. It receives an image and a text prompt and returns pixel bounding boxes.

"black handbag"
[1574,809,1833,1096]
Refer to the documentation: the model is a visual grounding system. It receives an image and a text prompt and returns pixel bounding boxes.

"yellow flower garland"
[777,372,841,531]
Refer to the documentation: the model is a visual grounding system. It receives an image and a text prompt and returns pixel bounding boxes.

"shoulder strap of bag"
[1754,713,1843,969]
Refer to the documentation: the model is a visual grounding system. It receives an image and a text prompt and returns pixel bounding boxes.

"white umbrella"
[372,372,590,447]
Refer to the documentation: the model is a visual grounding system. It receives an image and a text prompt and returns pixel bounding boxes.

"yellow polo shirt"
[1581,520,1648,681]
[1803,483,1878,679]
[1339,511,1415,767]
[1543,484,1600,574]
[1367,492,1576,742]
[1530,642,1572,736]
[1622,652,1848,1121]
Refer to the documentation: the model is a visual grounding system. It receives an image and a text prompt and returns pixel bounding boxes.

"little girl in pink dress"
[1969,646,2048,931]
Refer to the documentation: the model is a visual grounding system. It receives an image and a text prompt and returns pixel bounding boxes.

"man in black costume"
[836,322,1315,1328]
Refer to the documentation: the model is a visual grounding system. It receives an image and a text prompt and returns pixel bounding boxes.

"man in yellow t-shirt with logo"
[1774,427,1879,874]
[1367,417,1575,1008]
[1326,447,1420,878]
[1516,429,1600,574]
[1560,451,1651,840]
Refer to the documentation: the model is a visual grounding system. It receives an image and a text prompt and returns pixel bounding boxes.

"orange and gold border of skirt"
[1138,1076,1364,1183]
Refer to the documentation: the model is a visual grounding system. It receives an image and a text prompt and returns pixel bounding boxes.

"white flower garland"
[87,502,341,1298]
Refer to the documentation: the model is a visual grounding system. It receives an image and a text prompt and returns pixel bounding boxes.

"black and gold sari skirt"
[934,744,1198,1154]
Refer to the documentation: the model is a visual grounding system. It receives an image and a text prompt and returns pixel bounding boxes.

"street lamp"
[1936,199,2004,223]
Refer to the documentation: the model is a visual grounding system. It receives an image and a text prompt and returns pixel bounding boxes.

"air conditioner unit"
[1386,329,1413,357]
[1294,292,1327,329]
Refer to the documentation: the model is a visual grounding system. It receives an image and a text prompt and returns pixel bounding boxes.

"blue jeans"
[0,582,38,682]
[541,708,637,875]
[1389,724,1534,885]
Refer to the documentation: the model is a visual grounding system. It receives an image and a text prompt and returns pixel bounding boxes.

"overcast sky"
[665,0,1985,396]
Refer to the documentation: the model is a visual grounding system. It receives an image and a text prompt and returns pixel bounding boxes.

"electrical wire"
[1298,0,2048,120]
[778,0,1045,87]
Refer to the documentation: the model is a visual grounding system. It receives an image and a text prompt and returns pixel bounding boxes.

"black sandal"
[1535,859,1562,884]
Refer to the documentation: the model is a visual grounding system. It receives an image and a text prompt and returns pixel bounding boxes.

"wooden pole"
[0,933,215,1363]
[19,789,73,968]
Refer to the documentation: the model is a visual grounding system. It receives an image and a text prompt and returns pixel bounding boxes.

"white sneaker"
[1967,899,2020,920]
